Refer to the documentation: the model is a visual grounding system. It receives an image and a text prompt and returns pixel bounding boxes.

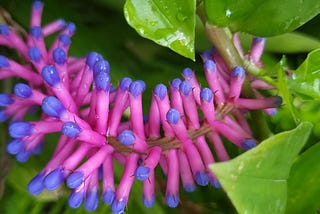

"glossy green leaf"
[210,122,312,214]
[204,0,320,37]
[286,142,320,213]
[124,0,196,60]
[288,48,320,99]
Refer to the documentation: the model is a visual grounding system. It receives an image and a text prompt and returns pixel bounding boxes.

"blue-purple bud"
[16,150,31,163]
[231,66,245,78]
[14,83,32,98]
[93,60,110,77]
[28,47,41,62]
[59,34,70,46]
[0,24,9,35]
[137,80,146,91]
[179,81,192,95]
[32,1,43,9]
[30,26,42,39]
[86,52,103,70]
[61,122,81,138]
[252,37,266,45]
[154,84,167,100]
[42,96,66,118]
[68,189,84,208]
[195,172,209,186]
[130,80,145,97]
[0,93,13,106]
[118,130,135,146]
[6,139,24,155]
[143,195,155,208]
[111,198,127,214]
[182,67,193,78]
[44,168,65,191]
[94,71,111,91]
[84,189,99,211]
[0,55,9,68]
[41,65,61,86]
[103,189,115,205]
[204,59,216,72]
[53,47,66,65]
[241,139,256,150]
[0,110,9,122]
[33,142,43,154]
[166,108,180,124]
[66,171,84,189]
[184,184,195,192]
[166,194,179,208]
[274,96,283,106]
[200,88,213,102]
[119,77,132,91]
[28,173,44,195]
[211,178,221,189]
[170,78,182,90]
[9,122,33,138]
[135,166,150,181]
[67,22,76,34]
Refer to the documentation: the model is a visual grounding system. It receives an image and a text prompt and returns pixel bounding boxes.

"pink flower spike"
[165,149,180,208]
[147,96,160,138]
[42,19,66,37]
[135,146,161,181]
[169,78,186,124]
[206,132,230,162]
[181,68,201,105]
[200,87,215,123]
[102,155,115,205]
[29,26,48,61]
[234,96,282,110]
[249,37,266,64]
[62,143,91,174]
[31,1,44,27]
[228,66,245,102]
[178,150,195,192]
[142,170,155,208]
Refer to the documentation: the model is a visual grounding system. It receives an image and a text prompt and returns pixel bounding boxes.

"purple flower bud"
[84,189,99,211]
[28,173,44,195]
[166,108,180,124]
[111,198,127,214]
[0,93,13,106]
[28,47,41,62]
[274,96,283,105]
[16,150,31,163]
[66,171,84,189]
[93,60,110,77]
[0,110,9,122]
[211,178,221,189]
[252,37,266,45]
[67,22,76,34]
[137,80,146,91]
[68,189,84,208]
[0,55,9,68]
[32,1,43,10]
[53,47,66,65]
[30,26,42,39]
[179,81,192,95]
[86,52,103,70]
[154,84,167,100]
[135,166,150,181]
[182,67,193,78]
[119,77,132,91]
[130,80,145,97]
[41,65,61,86]
[103,189,115,205]
[195,172,209,186]
[170,78,182,89]
[241,139,256,150]
[118,130,135,146]
[166,194,179,208]
[231,66,245,78]
[14,83,32,98]
[143,195,155,208]
[200,88,213,102]
[6,139,24,155]
[59,34,70,46]
[0,24,9,35]
[44,168,65,191]
[42,96,66,118]
[94,71,111,91]
[184,184,195,192]
[62,122,81,138]
[33,143,43,154]
[204,59,216,73]
[9,122,33,138]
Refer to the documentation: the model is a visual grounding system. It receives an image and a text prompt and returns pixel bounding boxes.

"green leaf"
[204,0,320,37]
[210,122,312,214]
[124,0,196,60]
[286,142,320,214]
[288,48,320,99]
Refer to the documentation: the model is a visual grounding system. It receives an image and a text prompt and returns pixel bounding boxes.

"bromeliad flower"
[0,1,282,213]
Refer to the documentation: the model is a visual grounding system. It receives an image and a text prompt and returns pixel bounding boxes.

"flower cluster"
[0,1,281,213]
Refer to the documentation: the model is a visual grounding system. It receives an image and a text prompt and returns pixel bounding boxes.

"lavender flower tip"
[211,178,221,189]
[204,59,216,72]
[179,81,192,95]
[30,26,42,39]
[28,173,45,195]
[9,122,32,138]
[130,80,145,97]
[182,67,193,78]
[0,55,9,68]
[0,24,9,35]
[44,168,65,191]
[94,71,111,91]
[28,47,41,62]
[154,84,167,100]
[0,110,9,122]
[200,51,211,62]
[135,166,150,181]
[137,80,146,91]
[103,189,115,205]
[241,139,256,150]
[68,189,84,208]
[119,77,132,91]
[62,122,81,138]
[66,171,84,189]
[118,130,135,146]
[67,22,76,34]
[143,195,155,208]
[166,108,180,124]
[93,59,110,77]
[166,194,179,208]
[86,52,103,70]
[84,189,99,211]
[7,139,24,155]
[184,184,195,192]
[42,96,66,118]
[170,78,182,90]
[33,142,43,154]
[16,150,31,163]
[32,1,43,9]
[59,34,70,46]
[274,96,283,106]
[200,88,213,102]
[0,93,13,106]
[41,65,61,87]
[231,66,245,78]
[111,198,127,214]
[53,47,67,65]
[14,83,32,98]
[253,37,266,45]
[195,171,209,186]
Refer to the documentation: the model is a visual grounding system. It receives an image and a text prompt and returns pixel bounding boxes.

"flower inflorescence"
[0,1,281,213]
